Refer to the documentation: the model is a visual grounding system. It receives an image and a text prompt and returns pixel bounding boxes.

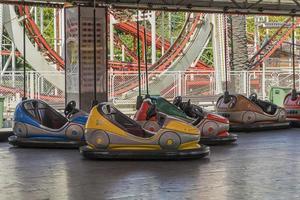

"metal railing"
[109,69,300,106]
[1,69,300,118]
[0,71,64,120]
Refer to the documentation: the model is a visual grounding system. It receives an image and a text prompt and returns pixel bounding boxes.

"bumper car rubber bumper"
[229,122,290,132]
[8,135,85,148]
[80,145,210,160]
[0,130,13,142]
[200,134,238,145]
[287,118,300,127]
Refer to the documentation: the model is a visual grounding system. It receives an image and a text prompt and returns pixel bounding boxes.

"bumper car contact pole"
[229,15,234,75]
[22,1,27,101]
[291,16,297,100]
[136,2,143,110]
[143,11,150,98]
[223,10,230,103]
[92,0,98,107]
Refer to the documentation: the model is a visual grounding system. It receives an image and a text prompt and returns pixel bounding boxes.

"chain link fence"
[1,69,300,120]
[109,70,300,106]
[0,71,64,121]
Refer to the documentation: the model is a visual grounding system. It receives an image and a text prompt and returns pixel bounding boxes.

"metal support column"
[262,62,266,99]
[161,11,165,55]
[212,14,226,94]
[54,8,57,52]
[60,8,64,57]
[109,14,114,61]
[12,42,16,87]
[150,11,156,64]
[40,7,44,34]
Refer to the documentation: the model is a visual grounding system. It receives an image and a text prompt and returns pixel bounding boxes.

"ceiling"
[1,0,300,15]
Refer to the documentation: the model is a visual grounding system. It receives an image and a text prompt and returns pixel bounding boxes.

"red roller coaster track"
[248,17,300,69]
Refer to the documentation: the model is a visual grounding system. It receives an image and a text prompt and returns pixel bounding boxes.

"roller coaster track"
[248,17,300,69]
[112,13,211,71]
[114,35,138,62]
[114,21,170,50]
[3,5,64,91]
[19,6,64,69]
[2,6,212,98]
[113,13,212,96]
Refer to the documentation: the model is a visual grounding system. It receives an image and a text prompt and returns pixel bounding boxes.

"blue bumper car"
[9,100,88,148]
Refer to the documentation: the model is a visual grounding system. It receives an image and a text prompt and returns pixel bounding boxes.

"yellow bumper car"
[80,103,210,160]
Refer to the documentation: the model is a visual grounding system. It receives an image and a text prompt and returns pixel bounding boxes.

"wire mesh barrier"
[109,70,300,107]
[0,71,64,121]
[109,71,218,107]
[1,69,300,120]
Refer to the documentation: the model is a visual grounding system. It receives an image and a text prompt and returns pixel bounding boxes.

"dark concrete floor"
[1,129,300,200]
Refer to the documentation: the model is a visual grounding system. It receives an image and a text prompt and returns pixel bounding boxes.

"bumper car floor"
[1,129,300,200]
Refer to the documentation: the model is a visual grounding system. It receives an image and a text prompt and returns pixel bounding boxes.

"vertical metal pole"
[291,16,297,100]
[30,72,34,99]
[262,62,266,100]
[23,2,26,100]
[266,16,269,36]
[229,15,234,70]
[92,1,98,105]
[254,16,260,52]
[121,45,125,62]
[212,14,223,94]
[137,10,141,96]
[34,7,38,50]
[109,14,114,61]
[151,11,156,64]
[0,4,3,72]
[178,72,182,97]
[161,11,165,55]
[243,71,247,94]
[136,8,143,110]
[40,7,44,34]
[223,13,228,93]
[143,12,149,97]
[169,12,172,44]
[34,7,38,24]
[12,42,16,88]
[292,16,296,90]
[60,8,64,57]
[54,8,57,52]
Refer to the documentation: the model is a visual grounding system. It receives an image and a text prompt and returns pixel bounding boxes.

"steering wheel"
[173,96,183,107]
[249,93,258,102]
[193,106,204,117]
[182,100,197,118]
[146,104,157,120]
[64,101,78,118]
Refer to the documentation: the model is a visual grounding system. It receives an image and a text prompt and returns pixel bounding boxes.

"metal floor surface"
[1,129,300,200]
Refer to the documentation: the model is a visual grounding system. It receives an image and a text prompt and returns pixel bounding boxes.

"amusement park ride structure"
[0,2,300,113]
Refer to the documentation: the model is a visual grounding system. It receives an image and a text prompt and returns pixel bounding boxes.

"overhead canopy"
[99,0,300,16]
[2,0,300,15]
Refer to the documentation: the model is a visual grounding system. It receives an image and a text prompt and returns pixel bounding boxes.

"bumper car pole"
[143,11,150,99]
[291,16,297,101]
[223,10,230,103]
[91,0,98,108]
[136,5,143,110]
[22,1,27,101]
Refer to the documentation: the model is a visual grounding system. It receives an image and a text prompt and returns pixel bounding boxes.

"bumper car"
[283,90,300,127]
[80,103,210,160]
[9,100,88,148]
[134,97,237,145]
[216,93,289,132]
